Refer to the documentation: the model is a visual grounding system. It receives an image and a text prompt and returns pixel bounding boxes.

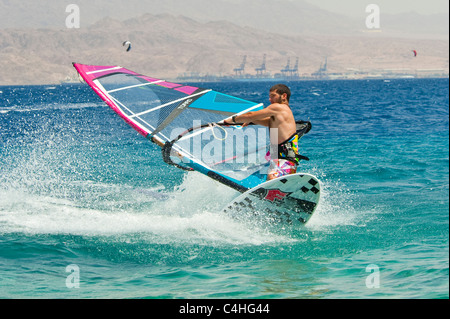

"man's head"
[269,84,291,104]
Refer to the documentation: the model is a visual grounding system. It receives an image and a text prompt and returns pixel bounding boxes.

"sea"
[0,78,448,301]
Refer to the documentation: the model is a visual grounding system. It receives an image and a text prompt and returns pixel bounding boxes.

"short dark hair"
[270,84,291,102]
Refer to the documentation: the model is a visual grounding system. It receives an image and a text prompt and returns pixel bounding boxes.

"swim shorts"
[268,159,297,179]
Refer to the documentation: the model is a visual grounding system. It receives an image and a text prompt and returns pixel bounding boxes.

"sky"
[303,0,449,16]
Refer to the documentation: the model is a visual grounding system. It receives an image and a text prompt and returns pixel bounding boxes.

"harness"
[277,120,311,164]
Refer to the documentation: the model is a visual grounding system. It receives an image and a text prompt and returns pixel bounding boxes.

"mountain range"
[0,0,448,85]
[1,0,448,37]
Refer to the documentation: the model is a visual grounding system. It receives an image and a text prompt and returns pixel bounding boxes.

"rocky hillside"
[0,13,448,85]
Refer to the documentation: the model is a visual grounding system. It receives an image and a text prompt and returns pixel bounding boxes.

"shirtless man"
[224,84,300,180]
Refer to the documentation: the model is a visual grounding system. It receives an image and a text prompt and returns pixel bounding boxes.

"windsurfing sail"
[73,63,271,192]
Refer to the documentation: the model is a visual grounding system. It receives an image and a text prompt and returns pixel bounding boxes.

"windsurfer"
[224,84,299,180]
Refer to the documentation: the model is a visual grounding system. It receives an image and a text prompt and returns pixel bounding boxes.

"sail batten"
[129,89,212,119]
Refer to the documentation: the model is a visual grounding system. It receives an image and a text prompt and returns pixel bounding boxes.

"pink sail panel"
[79,65,139,80]
[175,86,199,95]
[138,75,199,94]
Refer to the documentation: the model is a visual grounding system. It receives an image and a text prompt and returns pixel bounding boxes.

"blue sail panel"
[189,91,263,114]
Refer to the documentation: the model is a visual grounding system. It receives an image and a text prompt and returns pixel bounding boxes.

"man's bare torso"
[268,103,297,144]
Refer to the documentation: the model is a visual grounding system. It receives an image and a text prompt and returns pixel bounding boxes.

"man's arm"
[225,104,279,126]
[248,117,270,127]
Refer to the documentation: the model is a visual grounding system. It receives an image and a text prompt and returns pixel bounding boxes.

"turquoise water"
[0,79,448,299]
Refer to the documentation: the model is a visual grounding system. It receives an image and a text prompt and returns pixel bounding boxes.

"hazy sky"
[303,0,449,16]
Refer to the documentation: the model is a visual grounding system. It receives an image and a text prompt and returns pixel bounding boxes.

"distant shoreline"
[1,75,448,88]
